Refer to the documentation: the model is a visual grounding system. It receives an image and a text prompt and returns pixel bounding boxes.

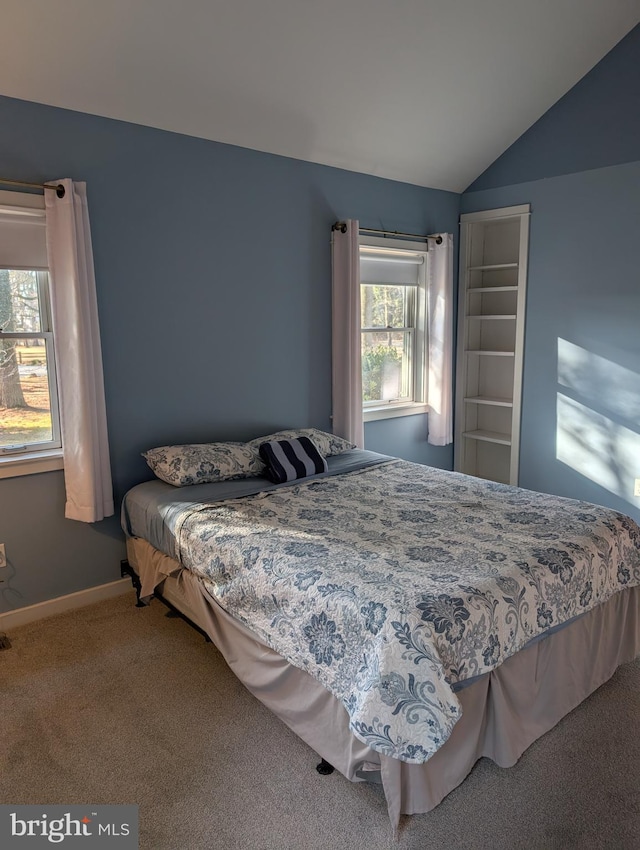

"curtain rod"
[332,221,442,245]
[0,177,65,198]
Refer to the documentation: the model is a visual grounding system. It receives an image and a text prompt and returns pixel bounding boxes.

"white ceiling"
[2,1,639,192]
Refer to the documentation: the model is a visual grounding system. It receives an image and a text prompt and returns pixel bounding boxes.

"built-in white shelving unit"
[454,204,530,485]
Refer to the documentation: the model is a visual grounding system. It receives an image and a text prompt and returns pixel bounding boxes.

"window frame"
[359,236,429,422]
[0,194,63,479]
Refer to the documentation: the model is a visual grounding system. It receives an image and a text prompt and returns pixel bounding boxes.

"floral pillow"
[143,442,265,486]
[247,428,355,459]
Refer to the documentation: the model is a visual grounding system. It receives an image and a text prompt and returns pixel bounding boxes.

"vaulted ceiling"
[2,1,639,192]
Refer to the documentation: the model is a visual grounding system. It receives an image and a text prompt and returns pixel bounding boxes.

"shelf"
[467,314,516,320]
[468,263,518,271]
[464,396,513,407]
[463,429,512,446]
[456,204,530,487]
[468,285,519,293]
[466,350,515,356]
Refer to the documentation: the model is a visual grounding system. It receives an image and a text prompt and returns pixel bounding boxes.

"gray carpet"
[1,593,638,850]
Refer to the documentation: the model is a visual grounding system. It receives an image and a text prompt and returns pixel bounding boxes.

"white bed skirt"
[126,537,640,828]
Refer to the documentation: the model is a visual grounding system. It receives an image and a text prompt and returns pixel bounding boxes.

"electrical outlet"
[0,544,6,568]
[635,479,640,498]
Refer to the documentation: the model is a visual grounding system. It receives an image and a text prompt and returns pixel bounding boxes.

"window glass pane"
[0,337,53,447]
[0,269,42,333]
[362,331,412,403]
[361,284,409,329]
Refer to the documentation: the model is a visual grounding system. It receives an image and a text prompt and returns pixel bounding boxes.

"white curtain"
[426,234,454,446]
[45,179,114,522]
[331,220,364,448]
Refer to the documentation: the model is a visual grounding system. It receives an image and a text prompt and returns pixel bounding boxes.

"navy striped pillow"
[259,436,328,483]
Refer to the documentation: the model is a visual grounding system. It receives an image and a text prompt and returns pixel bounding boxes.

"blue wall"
[468,24,640,191]
[0,94,458,612]
[462,23,640,523]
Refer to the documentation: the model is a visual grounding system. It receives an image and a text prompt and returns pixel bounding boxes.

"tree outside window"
[0,269,58,450]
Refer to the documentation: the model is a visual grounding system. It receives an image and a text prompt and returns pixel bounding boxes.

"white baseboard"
[0,578,132,631]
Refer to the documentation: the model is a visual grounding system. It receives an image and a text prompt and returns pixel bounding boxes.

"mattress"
[122,448,640,825]
[123,450,640,769]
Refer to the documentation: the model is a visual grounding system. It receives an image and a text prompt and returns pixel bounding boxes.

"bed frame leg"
[120,559,146,607]
[316,758,335,775]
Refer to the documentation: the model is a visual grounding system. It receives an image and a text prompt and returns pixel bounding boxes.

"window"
[360,238,428,421]
[0,191,63,478]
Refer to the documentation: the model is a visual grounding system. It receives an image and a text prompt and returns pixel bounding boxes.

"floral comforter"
[174,459,640,764]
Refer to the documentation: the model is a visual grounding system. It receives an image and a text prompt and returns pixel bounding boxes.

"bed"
[121,433,640,828]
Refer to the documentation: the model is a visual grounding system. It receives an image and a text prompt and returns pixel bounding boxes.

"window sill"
[0,450,64,480]
[363,402,429,422]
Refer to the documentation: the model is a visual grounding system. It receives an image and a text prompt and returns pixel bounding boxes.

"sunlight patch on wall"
[557,393,640,506]
[556,338,640,507]
[558,338,640,421]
